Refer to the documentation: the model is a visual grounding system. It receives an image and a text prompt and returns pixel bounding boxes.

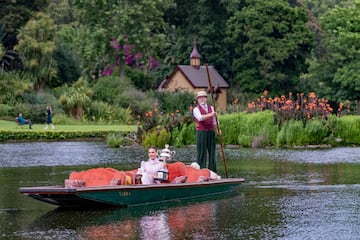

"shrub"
[219,111,277,147]
[171,111,278,147]
[85,101,133,124]
[126,66,156,91]
[106,132,136,147]
[220,112,248,144]
[12,103,36,122]
[120,89,155,116]
[0,71,33,105]
[330,115,360,145]
[92,75,126,104]
[92,75,155,118]
[276,121,289,146]
[111,107,133,125]
[59,80,92,119]
[157,128,172,148]
[304,120,330,145]
[276,120,304,146]
[237,134,253,146]
[276,119,330,146]
[287,120,306,146]
[0,104,12,117]
[142,127,171,148]
[156,91,195,115]
[138,101,186,133]
[107,133,124,147]
[171,123,196,147]
[52,113,80,125]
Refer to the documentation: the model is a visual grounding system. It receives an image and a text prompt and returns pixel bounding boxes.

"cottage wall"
[166,71,194,91]
[165,77,227,111]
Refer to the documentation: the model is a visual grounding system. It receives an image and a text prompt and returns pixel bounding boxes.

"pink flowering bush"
[103,38,160,77]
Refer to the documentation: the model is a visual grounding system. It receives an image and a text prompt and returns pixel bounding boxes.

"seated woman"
[16,113,32,129]
[137,146,165,184]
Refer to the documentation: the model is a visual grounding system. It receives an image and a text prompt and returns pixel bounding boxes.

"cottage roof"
[161,65,229,89]
[158,35,229,91]
[178,65,229,88]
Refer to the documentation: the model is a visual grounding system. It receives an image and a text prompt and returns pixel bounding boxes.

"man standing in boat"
[193,91,218,172]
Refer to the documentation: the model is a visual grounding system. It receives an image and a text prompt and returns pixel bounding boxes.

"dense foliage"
[142,111,360,147]
[226,0,313,95]
[0,0,359,145]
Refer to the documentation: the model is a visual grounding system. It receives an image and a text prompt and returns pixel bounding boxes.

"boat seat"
[167,162,186,182]
[67,168,133,187]
[65,164,215,187]
[166,162,213,183]
[184,166,211,182]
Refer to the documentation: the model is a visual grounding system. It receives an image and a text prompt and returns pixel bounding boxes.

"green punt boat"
[19,178,244,208]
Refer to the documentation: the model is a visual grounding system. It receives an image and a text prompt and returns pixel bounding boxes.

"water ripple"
[0,142,197,168]
[225,146,360,164]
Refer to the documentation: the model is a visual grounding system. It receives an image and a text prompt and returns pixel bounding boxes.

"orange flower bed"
[246,91,337,122]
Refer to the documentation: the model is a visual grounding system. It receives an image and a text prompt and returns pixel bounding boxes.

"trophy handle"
[157,150,162,158]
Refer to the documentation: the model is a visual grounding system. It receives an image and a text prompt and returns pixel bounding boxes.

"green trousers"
[196,130,216,172]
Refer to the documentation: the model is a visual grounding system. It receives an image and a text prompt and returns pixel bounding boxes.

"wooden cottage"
[158,37,229,111]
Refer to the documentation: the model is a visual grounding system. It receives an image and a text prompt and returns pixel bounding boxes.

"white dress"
[137,158,164,184]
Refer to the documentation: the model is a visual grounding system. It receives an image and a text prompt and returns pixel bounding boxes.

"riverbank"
[0,119,138,142]
[1,113,360,148]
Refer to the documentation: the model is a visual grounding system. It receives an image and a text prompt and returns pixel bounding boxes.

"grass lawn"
[0,119,138,132]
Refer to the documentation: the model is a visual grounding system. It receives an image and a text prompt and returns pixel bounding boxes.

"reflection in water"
[80,200,219,240]
[81,219,140,240]
[139,213,170,240]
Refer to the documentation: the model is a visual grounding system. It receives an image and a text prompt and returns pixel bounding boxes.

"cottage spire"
[190,34,201,68]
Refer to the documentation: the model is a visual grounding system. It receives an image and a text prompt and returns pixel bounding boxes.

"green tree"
[226,0,313,95]
[70,0,174,80]
[45,0,74,25]
[308,2,360,103]
[0,26,19,71]
[163,0,232,79]
[0,0,47,50]
[303,0,354,17]
[15,12,57,92]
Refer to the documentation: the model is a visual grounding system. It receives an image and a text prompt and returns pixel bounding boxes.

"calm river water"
[1,142,360,240]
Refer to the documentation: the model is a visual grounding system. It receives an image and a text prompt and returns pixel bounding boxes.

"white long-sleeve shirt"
[193,104,216,125]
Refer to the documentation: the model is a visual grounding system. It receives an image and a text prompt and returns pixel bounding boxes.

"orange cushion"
[167,162,186,182]
[185,166,210,182]
[69,167,128,187]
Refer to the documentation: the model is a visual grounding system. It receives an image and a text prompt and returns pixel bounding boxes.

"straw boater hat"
[196,91,207,98]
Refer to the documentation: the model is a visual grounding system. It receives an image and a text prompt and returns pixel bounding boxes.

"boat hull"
[19,178,244,208]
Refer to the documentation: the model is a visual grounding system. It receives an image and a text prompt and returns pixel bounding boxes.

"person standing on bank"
[44,105,55,130]
[193,91,219,173]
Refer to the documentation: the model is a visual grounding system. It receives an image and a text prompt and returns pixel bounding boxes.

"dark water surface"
[1,142,360,239]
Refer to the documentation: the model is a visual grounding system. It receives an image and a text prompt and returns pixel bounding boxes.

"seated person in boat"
[137,146,166,184]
